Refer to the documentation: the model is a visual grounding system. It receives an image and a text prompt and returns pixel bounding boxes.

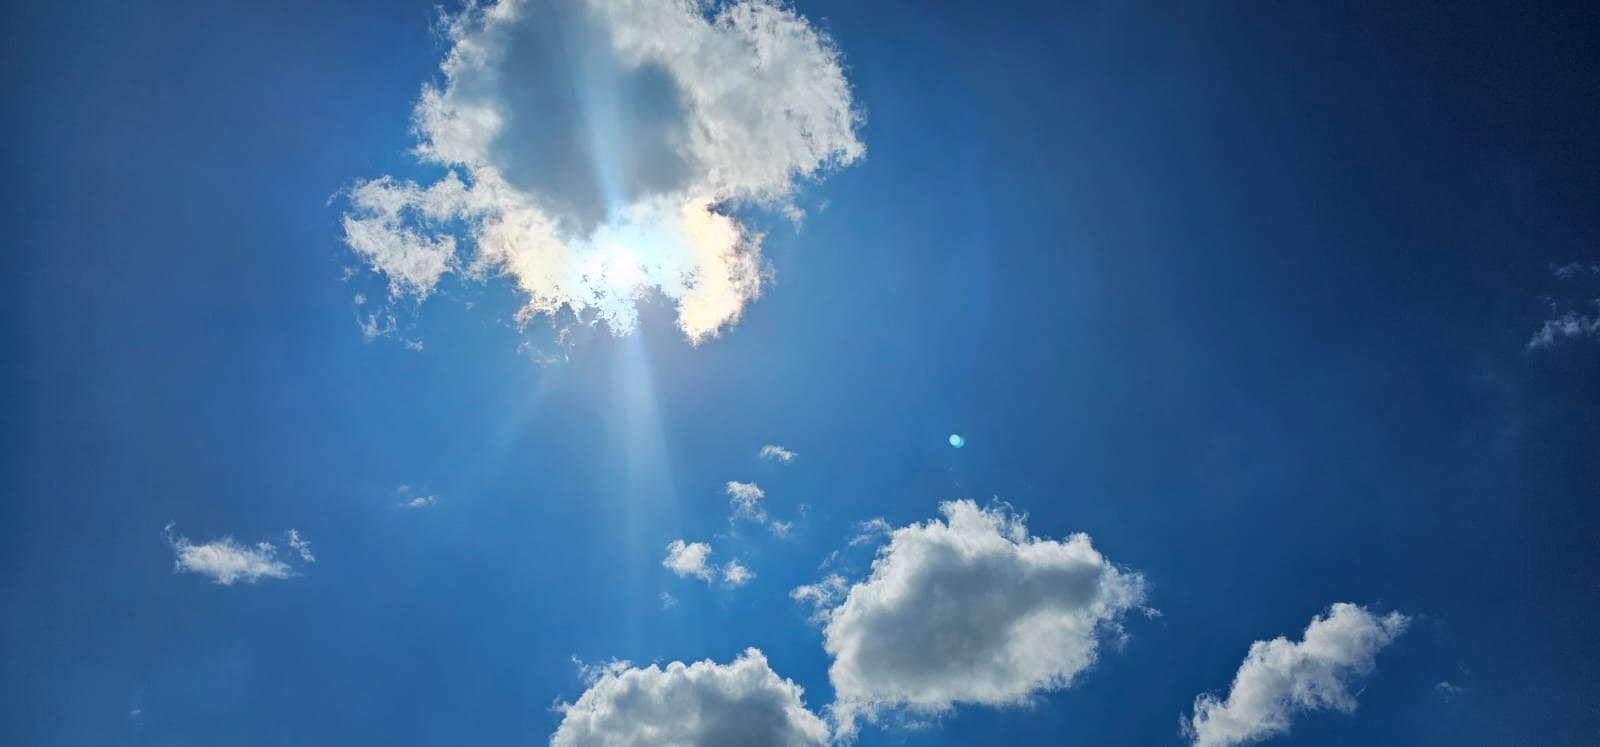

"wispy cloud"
[659,591,678,610]
[758,444,797,463]
[1528,261,1600,349]
[164,522,305,586]
[847,517,891,546]
[285,529,315,563]
[339,0,863,344]
[1183,603,1410,747]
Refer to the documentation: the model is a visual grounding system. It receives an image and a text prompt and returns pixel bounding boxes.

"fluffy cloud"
[811,501,1147,736]
[552,648,828,746]
[341,0,863,343]
[164,522,304,585]
[721,558,755,587]
[759,444,797,463]
[727,479,792,536]
[662,539,715,582]
[1183,603,1410,747]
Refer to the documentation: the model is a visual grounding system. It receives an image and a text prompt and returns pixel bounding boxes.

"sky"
[3,0,1599,745]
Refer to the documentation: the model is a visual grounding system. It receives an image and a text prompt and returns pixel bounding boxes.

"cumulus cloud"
[662,538,756,588]
[662,539,715,582]
[759,444,797,463]
[1183,603,1411,747]
[552,648,828,746]
[340,0,863,344]
[163,522,305,585]
[722,558,755,587]
[809,501,1147,736]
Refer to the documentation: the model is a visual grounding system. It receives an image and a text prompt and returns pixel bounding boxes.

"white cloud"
[790,573,847,623]
[285,529,315,563]
[722,558,755,587]
[1183,603,1411,747]
[759,444,797,463]
[340,0,862,344]
[164,522,298,586]
[1528,307,1600,349]
[662,539,715,582]
[1434,681,1464,701]
[659,591,678,609]
[1529,261,1600,349]
[813,501,1147,736]
[552,648,828,746]
[401,495,438,510]
[726,480,767,521]
[847,517,891,546]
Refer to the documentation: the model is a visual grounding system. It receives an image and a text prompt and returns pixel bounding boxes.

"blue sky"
[4,0,1599,745]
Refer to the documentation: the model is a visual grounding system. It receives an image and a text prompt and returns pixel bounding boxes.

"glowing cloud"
[341,0,863,343]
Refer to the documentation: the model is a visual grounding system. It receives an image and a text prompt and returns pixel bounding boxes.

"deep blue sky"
[4,1,1598,745]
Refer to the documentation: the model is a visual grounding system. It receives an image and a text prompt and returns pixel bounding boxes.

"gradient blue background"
[4,1,1598,744]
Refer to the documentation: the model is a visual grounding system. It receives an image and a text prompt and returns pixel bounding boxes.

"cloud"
[659,591,678,609]
[811,501,1148,736]
[790,573,848,623]
[1528,261,1600,349]
[1183,603,1411,747]
[552,648,828,746]
[285,529,315,563]
[401,495,438,510]
[340,0,863,344]
[164,522,299,585]
[663,538,756,588]
[726,480,767,521]
[1528,308,1600,349]
[847,517,891,546]
[759,444,797,463]
[727,479,792,536]
[662,539,715,582]
[1434,681,1464,701]
[722,558,755,587]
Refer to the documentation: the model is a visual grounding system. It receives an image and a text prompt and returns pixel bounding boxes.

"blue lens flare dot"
[948,433,965,448]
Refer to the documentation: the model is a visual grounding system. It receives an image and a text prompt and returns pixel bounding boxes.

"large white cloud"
[341,0,863,344]
[1183,603,1410,747]
[552,648,829,746]
[810,501,1148,736]
[164,522,307,585]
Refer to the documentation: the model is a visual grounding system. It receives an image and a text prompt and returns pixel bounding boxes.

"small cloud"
[847,517,892,546]
[128,709,142,718]
[285,529,315,563]
[721,559,755,587]
[401,495,438,510]
[662,539,716,583]
[1528,261,1600,349]
[726,481,768,523]
[660,591,678,610]
[1435,681,1465,701]
[1183,603,1411,747]
[758,444,797,463]
[790,573,848,623]
[163,522,301,586]
[769,520,793,538]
